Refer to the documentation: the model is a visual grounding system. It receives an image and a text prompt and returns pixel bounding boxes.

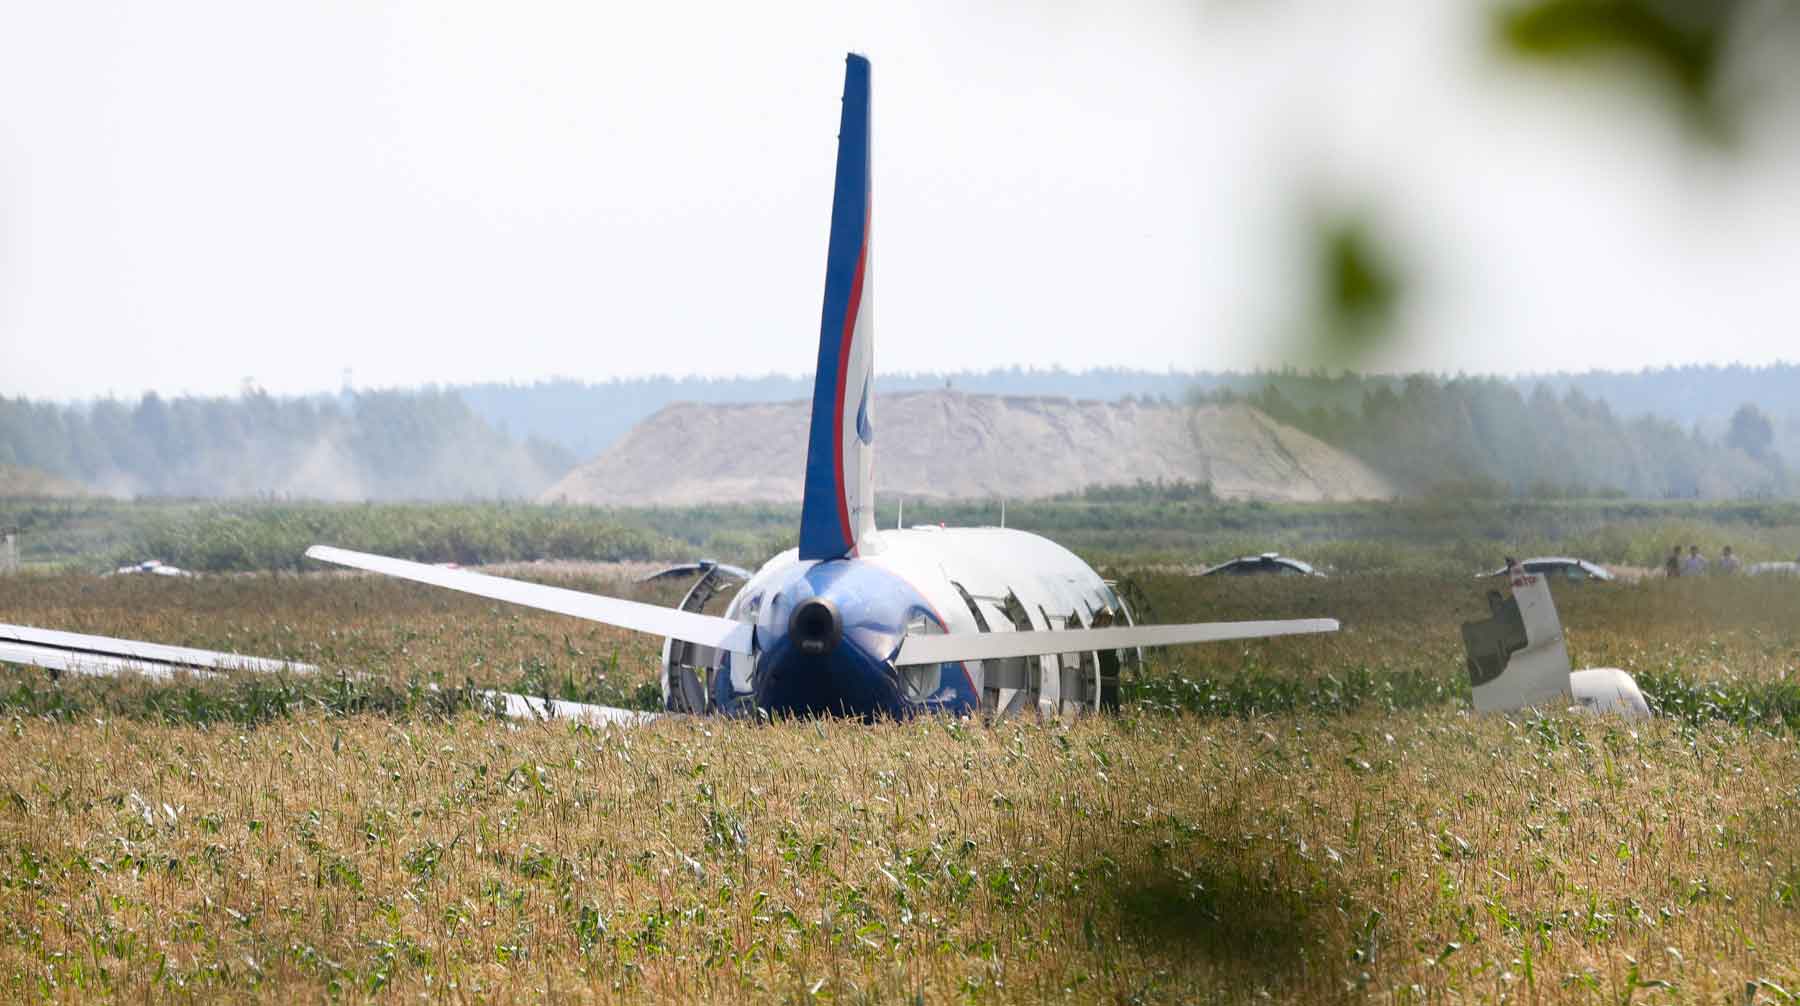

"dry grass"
[0,713,1796,1002]
[0,571,1798,1000]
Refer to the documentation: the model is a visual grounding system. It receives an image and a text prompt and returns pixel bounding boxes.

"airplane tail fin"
[799,53,876,561]
[1461,569,1573,713]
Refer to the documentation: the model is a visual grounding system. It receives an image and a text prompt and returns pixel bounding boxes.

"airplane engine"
[1569,667,1652,719]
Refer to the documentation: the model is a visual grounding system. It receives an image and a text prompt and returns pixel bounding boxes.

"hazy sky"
[4,2,1798,400]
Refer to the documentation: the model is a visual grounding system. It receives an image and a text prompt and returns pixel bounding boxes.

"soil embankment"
[542,391,1396,505]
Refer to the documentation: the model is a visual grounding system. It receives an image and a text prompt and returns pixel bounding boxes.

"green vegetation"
[0,499,687,572]
[10,495,1800,578]
[3,489,1800,1002]
[1,566,1800,1000]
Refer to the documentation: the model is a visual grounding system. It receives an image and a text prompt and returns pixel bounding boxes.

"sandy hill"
[543,391,1394,506]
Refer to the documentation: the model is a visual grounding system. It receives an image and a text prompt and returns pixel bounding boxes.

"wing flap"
[893,618,1338,665]
[306,546,756,654]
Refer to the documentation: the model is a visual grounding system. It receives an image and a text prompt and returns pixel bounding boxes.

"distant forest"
[1211,376,1789,499]
[1,364,1795,500]
[0,390,571,499]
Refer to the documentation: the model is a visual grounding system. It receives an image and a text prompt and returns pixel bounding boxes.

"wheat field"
[0,570,1797,1001]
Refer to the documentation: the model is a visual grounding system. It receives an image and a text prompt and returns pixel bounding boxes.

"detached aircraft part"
[0,623,314,678]
[1459,572,1650,719]
[0,622,652,728]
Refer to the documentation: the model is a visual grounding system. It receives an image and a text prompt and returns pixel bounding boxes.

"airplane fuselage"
[709,527,1133,719]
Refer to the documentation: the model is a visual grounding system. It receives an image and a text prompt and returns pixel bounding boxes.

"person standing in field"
[1682,545,1707,577]
[1665,546,1683,578]
[1718,546,1741,574]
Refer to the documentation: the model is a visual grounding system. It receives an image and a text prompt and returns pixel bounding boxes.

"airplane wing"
[484,690,657,727]
[1,620,658,726]
[892,618,1338,665]
[305,546,757,654]
[0,622,316,678]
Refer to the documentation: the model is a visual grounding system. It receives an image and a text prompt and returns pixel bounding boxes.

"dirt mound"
[542,391,1396,505]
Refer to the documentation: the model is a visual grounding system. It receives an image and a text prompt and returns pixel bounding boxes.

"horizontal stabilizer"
[893,618,1338,665]
[0,623,315,678]
[305,546,756,654]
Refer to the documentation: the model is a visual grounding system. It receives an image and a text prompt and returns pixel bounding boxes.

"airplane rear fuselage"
[708,526,1132,719]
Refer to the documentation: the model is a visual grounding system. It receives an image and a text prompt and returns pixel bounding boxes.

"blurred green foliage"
[1313,216,1403,362]
[1494,0,1763,138]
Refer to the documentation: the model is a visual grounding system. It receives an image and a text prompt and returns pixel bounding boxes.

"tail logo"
[856,382,874,445]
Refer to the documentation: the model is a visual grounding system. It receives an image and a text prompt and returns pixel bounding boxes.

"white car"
[1746,561,1800,577]
[1480,557,1613,583]
[108,559,193,578]
[1202,553,1324,577]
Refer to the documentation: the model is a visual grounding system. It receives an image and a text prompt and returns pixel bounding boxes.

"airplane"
[1460,561,1651,719]
[0,54,1338,723]
[300,53,1340,720]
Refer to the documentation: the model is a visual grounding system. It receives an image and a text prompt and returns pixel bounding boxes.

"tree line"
[4,369,1796,501]
[0,389,572,500]
[1213,375,1788,499]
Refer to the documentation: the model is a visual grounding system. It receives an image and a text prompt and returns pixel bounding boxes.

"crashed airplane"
[0,54,1338,723]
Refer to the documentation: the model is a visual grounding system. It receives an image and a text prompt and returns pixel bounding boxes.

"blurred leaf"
[1494,0,1746,137]
[1311,216,1403,363]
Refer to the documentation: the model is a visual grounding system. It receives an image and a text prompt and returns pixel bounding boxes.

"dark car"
[1480,557,1614,582]
[1202,553,1323,577]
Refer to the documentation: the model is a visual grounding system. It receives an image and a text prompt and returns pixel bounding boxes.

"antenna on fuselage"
[1000,499,1006,529]
[897,497,903,530]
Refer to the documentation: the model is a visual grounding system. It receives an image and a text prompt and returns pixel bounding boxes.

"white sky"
[3,2,1797,400]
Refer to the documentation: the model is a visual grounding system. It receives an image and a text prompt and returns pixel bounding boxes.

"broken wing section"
[0,621,655,726]
[0,622,315,678]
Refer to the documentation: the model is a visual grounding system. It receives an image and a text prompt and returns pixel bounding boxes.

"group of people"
[1664,544,1741,577]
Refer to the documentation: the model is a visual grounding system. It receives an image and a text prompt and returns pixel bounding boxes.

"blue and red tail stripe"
[800,53,872,561]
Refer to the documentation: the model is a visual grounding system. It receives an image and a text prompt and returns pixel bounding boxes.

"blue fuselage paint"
[723,558,977,719]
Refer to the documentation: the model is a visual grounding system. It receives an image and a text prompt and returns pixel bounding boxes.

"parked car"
[107,559,193,578]
[1480,557,1614,582]
[1746,561,1800,577]
[1202,553,1323,577]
